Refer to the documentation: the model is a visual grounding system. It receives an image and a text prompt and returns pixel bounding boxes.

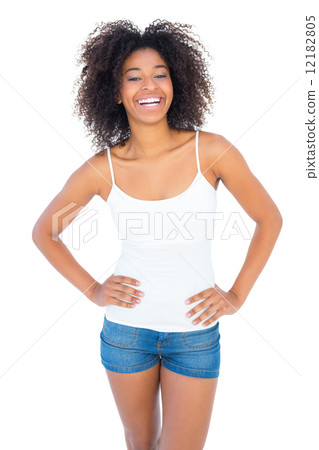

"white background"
[0,1,318,449]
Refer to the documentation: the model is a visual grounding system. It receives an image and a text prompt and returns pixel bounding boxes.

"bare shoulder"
[57,149,112,203]
[200,130,282,223]
[78,150,112,198]
[199,131,228,170]
[31,150,111,237]
[199,130,249,179]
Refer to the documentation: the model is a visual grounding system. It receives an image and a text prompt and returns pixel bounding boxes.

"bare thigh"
[159,365,219,450]
[105,362,162,449]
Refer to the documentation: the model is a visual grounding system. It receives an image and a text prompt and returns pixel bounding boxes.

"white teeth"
[138,97,161,104]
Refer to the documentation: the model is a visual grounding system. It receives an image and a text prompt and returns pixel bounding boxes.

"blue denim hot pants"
[100,316,221,379]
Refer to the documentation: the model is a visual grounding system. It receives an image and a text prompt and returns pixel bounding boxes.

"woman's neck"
[124,121,178,158]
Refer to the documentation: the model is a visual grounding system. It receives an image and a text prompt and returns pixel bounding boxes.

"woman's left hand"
[185,283,245,326]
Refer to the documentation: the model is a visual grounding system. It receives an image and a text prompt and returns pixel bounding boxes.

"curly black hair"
[72,19,215,152]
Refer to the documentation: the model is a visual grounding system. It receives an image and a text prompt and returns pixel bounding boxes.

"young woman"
[32,19,283,450]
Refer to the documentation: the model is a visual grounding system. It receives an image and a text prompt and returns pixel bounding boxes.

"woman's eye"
[128,74,167,81]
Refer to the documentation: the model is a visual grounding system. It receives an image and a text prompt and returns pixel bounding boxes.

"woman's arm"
[209,134,283,305]
[32,155,105,302]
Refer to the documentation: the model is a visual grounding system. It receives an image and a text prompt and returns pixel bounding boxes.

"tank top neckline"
[106,130,216,203]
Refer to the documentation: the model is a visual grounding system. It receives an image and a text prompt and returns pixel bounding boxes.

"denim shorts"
[100,316,221,379]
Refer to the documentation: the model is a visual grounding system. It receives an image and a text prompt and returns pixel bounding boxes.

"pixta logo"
[117,210,252,241]
[52,202,98,250]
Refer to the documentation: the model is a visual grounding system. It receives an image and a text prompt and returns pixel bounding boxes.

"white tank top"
[105,130,218,332]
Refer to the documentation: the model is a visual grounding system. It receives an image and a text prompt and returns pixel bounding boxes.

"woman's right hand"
[91,274,144,308]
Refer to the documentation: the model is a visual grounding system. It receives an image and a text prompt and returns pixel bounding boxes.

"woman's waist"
[112,268,215,306]
[113,251,215,295]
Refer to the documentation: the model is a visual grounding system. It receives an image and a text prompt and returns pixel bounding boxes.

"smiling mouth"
[137,97,163,108]
[138,97,161,104]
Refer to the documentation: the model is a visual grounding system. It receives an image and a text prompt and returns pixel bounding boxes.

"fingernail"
[185,300,190,304]
[138,292,144,297]
[136,299,141,303]
[186,312,192,317]
[192,320,198,325]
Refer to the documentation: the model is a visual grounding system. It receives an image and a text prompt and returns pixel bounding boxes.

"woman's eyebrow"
[124,65,168,74]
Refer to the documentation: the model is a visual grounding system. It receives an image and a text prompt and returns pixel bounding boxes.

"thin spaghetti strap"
[106,147,115,186]
[195,130,201,174]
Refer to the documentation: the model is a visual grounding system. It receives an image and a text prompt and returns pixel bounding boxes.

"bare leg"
[105,362,162,450]
[159,365,219,450]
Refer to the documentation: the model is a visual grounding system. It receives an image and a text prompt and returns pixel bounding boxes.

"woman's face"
[118,47,173,126]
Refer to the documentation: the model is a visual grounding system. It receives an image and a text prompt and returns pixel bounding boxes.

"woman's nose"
[142,76,156,89]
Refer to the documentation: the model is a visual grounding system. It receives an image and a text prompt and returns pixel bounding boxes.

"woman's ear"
[117,96,122,104]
